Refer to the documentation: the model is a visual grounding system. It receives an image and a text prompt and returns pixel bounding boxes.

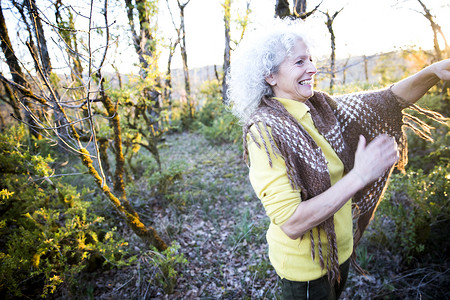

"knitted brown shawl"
[243,88,409,283]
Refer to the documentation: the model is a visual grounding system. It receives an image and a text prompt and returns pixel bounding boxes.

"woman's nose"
[307,61,317,74]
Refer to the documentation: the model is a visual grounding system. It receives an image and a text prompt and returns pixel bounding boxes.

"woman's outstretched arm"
[391,59,450,105]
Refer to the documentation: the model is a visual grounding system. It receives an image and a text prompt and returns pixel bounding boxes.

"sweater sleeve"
[247,123,301,226]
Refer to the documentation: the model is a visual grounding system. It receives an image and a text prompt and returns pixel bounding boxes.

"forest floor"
[53,132,449,300]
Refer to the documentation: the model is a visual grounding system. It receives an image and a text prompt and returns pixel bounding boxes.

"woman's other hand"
[351,135,398,186]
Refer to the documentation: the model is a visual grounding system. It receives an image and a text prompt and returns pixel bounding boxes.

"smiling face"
[266,39,317,102]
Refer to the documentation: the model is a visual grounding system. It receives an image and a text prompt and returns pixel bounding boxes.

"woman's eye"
[296,60,304,65]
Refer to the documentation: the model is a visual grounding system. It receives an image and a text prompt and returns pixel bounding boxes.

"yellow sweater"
[247,97,353,281]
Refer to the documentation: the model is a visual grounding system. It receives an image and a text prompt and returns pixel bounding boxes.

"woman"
[226,19,450,299]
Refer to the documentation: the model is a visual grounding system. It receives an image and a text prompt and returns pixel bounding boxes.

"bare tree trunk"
[0,9,23,120]
[0,6,43,139]
[415,0,449,112]
[293,0,307,16]
[25,0,69,142]
[322,9,343,93]
[123,0,164,162]
[54,0,83,81]
[112,64,123,89]
[275,0,321,20]
[342,56,350,84]
[26,0,53,77]
[417,0,448,61]
[0,9,27,87]
[177,0,192,120]
[214,65,220,82]
[124,0,159,81]
[275,0,291,18]
[0,73,22,121]
[364,55,369,82]
[164,39,178,106]
[2,0,168,252]
[222,0,231,103]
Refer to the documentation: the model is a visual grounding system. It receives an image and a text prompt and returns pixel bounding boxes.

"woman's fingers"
[353,134,398,185]
[433,59,450,81]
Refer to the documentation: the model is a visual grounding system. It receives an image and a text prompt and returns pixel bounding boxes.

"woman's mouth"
[299,79,313,86]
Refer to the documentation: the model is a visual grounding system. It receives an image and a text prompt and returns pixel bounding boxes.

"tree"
[415,0,448,61]
[409,0,449,111]
[165,0,194,123]
[321,8,343,93]
[275,0,321,19]
[222,0,251,104]
[177,0,191,103]
[123,0,167,168]
[1,0,168,251]
[54,0,84,82]
[0,7,25,122]
[222,0,231,103]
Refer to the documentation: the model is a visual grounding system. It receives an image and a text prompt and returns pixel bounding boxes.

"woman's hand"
[281,134,399,240]
[351,134,398,186]
[430,59,450,81]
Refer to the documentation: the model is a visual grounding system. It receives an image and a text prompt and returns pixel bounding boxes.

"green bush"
[143,242,188,294]
[196,79,223,127]
[147,161,186,197]
[191,79,242,145]
[197,111,242,145]
[0,126,129,298]
[403,94,449,171]
[369,163,449,264]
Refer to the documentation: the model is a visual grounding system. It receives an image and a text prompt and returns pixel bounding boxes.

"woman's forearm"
[280,170,365,239]
[281,134,399,240]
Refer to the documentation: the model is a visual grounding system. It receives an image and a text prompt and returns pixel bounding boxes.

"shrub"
[197,111,242,145]
[0,126,129,298]
[369,163,449,264]
[191,79,242,145]
[141,242,188,294]
[147,161,186,197]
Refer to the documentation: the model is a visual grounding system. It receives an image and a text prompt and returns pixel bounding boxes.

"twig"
[85,0,107,188]
[0,74,50,106]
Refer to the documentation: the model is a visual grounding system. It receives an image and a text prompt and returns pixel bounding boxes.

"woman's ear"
[265,74,276,86]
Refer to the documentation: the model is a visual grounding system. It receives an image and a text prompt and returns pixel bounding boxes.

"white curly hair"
[226,18,313,124]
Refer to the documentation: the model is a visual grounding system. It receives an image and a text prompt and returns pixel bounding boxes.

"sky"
[1,0,449,75]
[155,0,450,70]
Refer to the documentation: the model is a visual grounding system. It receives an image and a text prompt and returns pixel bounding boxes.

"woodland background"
[0,0,449,299]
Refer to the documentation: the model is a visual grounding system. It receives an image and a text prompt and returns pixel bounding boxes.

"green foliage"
[143,242,188,294]
[196,79,223,126]
[370,163,449,263]
[403,94,449,171]
[198,112,242,145]
[228,208,254,246]
[194,79,242,145]
[147,161,186,197]
[178,101,197,131]
[0,126,130,299]
[331,81,384,95]
[227,208,268,248]
[372,53,409,85]
[355,244,373,270]
[247,258,274,281]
